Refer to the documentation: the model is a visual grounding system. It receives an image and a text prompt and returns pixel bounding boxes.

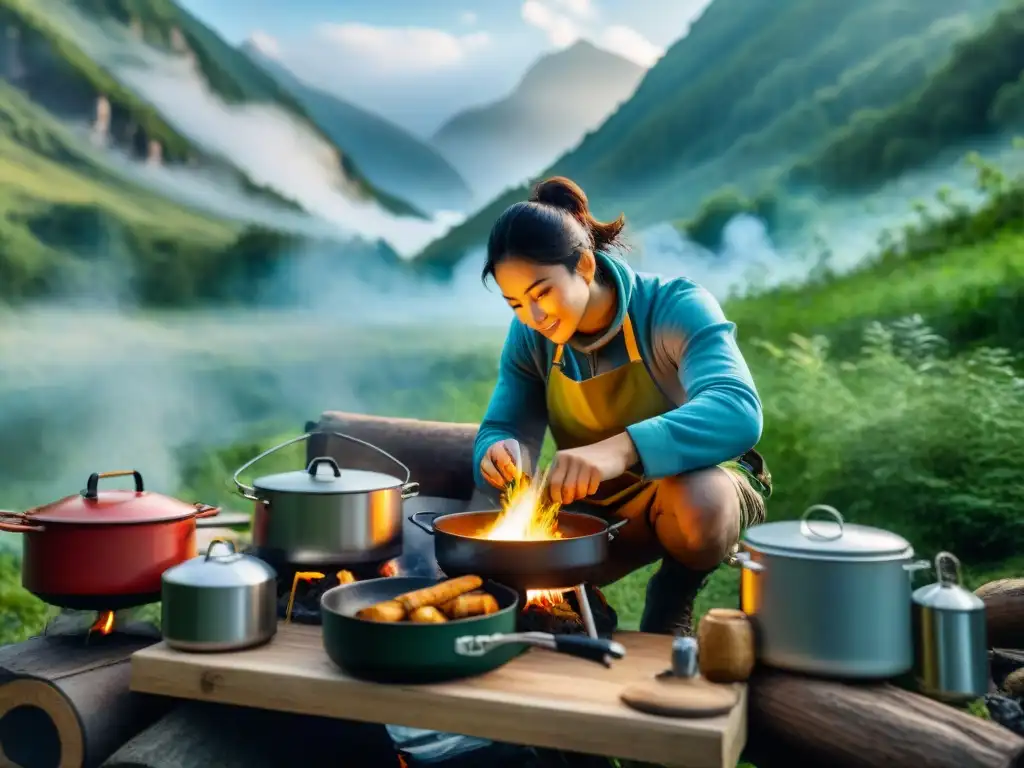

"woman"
[472,176,772,636]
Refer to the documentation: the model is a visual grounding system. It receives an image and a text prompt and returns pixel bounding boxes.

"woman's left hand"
[548,433,639,505]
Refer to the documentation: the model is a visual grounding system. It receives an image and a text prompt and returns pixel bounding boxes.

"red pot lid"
[23,471,206,525]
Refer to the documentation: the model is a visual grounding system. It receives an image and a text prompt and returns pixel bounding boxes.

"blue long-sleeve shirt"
[472,252,763,490]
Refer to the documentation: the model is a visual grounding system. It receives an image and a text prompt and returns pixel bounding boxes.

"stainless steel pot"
[161,539,278,652]
[912,551,989,702]
[233,431,420,566]
[730,504,930,679]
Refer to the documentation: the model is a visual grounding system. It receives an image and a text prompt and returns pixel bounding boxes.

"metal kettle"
[911,551,989,702]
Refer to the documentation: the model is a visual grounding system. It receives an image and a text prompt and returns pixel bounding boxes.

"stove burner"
[519,585,617,639]
[42,608,162,641]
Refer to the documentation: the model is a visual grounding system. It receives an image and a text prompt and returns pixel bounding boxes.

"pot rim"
[742,541,916,563]
[430,509,614,545]
[251,469,405,496]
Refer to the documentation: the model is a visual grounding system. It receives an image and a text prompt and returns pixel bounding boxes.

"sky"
[179,0,711,136]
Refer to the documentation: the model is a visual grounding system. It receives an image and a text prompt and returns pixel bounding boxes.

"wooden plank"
[131,624,745,768]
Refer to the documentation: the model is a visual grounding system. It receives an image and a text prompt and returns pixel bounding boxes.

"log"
[310,412,479,500]
[976,579,1024,649]
[744,668,1024,768]
[101,700,398,768]
[0,634,170,768]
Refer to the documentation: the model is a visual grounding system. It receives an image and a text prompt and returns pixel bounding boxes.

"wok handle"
[551,635,627,667]
[82,470,144,500]
[455,632,626,667]
[408,511,439,535]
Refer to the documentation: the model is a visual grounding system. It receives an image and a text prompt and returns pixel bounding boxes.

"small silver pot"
[730,504,930,680]
[912,551,989,702]
[233,431,420,566]
[161,539,278,652]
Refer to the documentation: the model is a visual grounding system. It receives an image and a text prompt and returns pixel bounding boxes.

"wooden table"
[130,624,745,768]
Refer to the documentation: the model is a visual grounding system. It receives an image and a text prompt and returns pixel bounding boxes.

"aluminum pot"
[912,551,989,702]
[0,470,219,610]
[729,504,930,680]
[233,431,420,566]
[161,539,278,652]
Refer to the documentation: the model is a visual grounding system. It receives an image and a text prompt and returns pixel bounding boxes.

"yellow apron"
[546,313,673,507]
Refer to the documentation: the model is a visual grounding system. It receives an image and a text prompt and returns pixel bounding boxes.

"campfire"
[42,607,162,642]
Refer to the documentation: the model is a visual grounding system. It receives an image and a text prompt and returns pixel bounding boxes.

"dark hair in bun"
[481,176,627,283]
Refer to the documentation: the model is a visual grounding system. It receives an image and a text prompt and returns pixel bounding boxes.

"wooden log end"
[976,579,1024,649]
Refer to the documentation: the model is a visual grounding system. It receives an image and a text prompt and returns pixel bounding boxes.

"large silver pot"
[161,539,278,652]
[730,505,930,680]
[233,431,420,566]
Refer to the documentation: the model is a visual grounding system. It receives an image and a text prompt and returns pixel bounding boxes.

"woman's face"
[493,253,595,344]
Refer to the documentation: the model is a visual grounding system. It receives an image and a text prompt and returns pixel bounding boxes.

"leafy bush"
[753,316,1024,560]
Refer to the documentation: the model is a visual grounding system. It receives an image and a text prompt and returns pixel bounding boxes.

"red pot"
[0,470,220,610]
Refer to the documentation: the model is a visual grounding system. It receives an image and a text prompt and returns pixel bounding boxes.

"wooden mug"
[696,608,755,683]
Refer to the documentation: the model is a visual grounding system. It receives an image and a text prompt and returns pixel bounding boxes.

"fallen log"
[744,668,1024,768]
[101,700,398,768]
[976,579,1024,650]
[0,633,169,768]
[310,412,479,500]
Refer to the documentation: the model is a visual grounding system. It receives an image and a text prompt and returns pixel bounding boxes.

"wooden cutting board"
[621,673,740,718]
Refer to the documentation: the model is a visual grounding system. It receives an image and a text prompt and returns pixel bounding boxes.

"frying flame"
[285,571,325,624]
[378,561,399,578]
[89,610,115,637]
[478,471,567,608]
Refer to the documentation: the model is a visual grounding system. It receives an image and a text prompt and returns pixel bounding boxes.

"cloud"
[521,0,581,48]
[459,11,478,26]
[551,0,595,20]
[598,24,664,66]
[315,23,490,73]
[246,30,282,59]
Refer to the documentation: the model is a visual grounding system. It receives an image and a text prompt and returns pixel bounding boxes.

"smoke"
[34,0,463,257]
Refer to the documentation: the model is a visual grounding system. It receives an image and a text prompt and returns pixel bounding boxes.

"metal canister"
[911,551,989,702]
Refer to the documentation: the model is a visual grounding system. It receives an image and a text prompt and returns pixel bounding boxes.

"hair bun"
[530,176,589,218]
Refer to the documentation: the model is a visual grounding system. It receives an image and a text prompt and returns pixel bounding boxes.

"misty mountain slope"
[0,0,422,218]
[431,40,645,202]
[797,0,1024,191]
[413,0,1002,271]
[242,43,472,216]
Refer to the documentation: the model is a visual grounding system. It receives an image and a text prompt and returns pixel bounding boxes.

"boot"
[639,558,715,636]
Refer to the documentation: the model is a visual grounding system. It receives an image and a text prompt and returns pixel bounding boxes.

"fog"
[34,0,465,257]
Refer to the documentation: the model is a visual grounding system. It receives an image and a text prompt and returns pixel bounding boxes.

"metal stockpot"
[233,431,420,566]
[730,505,930,680]
[912,551,989,702]
[161,539,278,652]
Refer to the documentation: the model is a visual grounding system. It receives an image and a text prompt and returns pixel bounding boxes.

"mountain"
[431,40,646,203]
[0,0,422,217]
[241,41,473,216]
[414,0,1003,271]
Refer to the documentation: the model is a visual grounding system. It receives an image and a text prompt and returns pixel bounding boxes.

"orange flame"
[378,560,399,578]
[89,610,115,637]
[285,571,325,624]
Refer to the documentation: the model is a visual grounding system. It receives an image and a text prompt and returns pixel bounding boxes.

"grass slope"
[413,0,1001,270]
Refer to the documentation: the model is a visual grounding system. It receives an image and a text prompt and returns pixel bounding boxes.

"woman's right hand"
[479,439,530,489]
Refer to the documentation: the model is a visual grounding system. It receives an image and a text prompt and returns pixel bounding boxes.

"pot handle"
[799,504,845,541]
[726,549,764,573]
[0,512,44,534]
[935,551,964,587]
[232,431,418,500]
[205,538,237,560]
[606,519,629,541]
[454,632,627,668]
[192,503,220,520]
[408,511,440,535]
[82,470,144,500]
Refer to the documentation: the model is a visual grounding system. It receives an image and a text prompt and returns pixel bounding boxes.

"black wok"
[408,510,627,591]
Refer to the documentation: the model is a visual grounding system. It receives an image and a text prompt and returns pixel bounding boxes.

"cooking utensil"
[912,551,989,702]
[161,539,278,652]
[0,470,220,610]
[320,576,625,683]
[729,504,930,679]
[696,608,755,683]
[454,632,625,667]
[408,510,628,591]
[232,431,420,566]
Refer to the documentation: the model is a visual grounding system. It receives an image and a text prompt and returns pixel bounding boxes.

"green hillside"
[243,44,472,215]
[413,0,1001,270]
[795,0,1024,190]
[0,0,421,217]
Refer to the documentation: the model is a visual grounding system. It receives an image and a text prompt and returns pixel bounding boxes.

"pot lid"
[913,552,985,612]
[252,457,403,495]
[24,471,212,525]
[163,540,277,588]
[742,505,913,559]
